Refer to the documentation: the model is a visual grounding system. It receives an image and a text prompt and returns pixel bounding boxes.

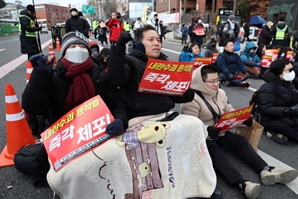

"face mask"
[65,46,89,63]
[283,70,295,81]
[116,15,121,19]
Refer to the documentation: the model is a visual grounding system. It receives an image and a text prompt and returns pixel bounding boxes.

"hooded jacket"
[65,15,90,38]
[180,66,233,127]
[22,59,128,129]
[271,22,288,46]
[146,12,161,35]
[108,44,194,119]
[256,72,298,122]
[19,9,40,55]
[106,16,123,42]
[240,42,261,67]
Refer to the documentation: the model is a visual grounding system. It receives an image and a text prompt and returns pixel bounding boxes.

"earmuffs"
[135,42,145,54]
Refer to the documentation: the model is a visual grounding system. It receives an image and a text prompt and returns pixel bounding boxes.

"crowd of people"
[17,4,298,199]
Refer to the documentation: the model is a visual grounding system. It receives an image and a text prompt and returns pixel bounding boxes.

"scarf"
[61,57,96,113]
[228,19,235,30]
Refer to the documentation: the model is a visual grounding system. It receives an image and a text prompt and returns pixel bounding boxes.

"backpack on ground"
[14,142,50,188]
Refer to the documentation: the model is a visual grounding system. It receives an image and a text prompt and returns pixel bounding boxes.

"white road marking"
[0,49,5,52]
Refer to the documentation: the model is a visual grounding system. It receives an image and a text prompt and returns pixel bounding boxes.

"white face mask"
[65,46,89,63]
[282,70,295,81]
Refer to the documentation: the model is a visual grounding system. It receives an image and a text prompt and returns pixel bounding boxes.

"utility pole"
[211,0,215,26]
[183,0,186,23]
[233,0,237,15]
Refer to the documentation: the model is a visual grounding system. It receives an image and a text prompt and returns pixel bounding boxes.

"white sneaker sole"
[245,183,260,199]
[262,170,298,185]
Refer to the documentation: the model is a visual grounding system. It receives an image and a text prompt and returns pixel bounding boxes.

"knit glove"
[207,126,221,140]
[106,119,124,136]
[29,54,53,72]
[183,89,195,101]
[116,31,133,46]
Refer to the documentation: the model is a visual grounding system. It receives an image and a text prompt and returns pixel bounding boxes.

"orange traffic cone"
[49,42,57,66]
[26,61,33,83]
[55,36,61,51]
[0,83,35,168]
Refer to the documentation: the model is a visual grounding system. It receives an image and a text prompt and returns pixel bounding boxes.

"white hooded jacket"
[146,12,161,35]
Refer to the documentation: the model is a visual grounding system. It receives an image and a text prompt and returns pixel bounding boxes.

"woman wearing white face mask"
[22,31,128,136]
[255,59,298,144]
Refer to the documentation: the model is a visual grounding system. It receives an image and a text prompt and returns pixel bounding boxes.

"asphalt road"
[0,33,297,199]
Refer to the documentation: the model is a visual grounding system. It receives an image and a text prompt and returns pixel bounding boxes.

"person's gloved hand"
[29,54,53,72]
[116,31,133,46]
[183,89,195,101]
[243,116,253,127]
[207,126,221,140]
[182,45,188,52]
[106,119,124,136]
[227,73,235,81]
[284,104,298,116]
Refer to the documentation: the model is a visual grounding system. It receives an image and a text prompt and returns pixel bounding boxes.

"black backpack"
[14,142,50,187]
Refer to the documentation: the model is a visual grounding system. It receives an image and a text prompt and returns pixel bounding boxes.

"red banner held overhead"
[41,95,114,171]
[138,59,193,96]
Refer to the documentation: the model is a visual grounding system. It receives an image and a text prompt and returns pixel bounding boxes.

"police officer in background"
[19,4,41,59]
[271,17,288,47]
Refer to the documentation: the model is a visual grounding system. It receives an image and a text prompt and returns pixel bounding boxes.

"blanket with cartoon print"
[47,113,216,199]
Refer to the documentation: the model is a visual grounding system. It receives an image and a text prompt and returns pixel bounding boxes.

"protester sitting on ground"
[256,43,266,59]
[215,39,250,87]
[107,25,220,198]
[180,64,298,199]
[204,38,218,57]
[179,41,205,62]
[240,42,263,79]
[257,21,273,46]
[22,31,128,135]
[256,59,298,144]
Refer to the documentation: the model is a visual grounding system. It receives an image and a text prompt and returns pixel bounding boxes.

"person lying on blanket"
[180,64,298,199]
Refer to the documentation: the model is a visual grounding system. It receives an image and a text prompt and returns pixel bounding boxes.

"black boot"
[211,186,222,199]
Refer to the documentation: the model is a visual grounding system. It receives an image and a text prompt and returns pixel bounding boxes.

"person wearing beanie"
[204,38,218,57]
[22,31,128,138]
[19,4,41,59]
[65,8,90,38]
[181,64,298,199]
[217,14,239,53]
[271,17,288,47]
[106,12,123,45]
[255,59,298,143]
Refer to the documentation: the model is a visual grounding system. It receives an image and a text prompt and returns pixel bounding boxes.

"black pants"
[182,34,187,45]
[159,35,163,44]
[261,119,298,142]
[206,131,267,185]
[242,35,251,43]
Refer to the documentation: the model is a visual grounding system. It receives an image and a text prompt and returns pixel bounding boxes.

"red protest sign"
[138,59,193,96]
[215,104,253,131]
[234,73,246,80]
[193,57,212,69]
[260,55,273,68]
[264,49,278,61]
[212,52,219,64]
[286,50,294,61]
[41,95,114,171]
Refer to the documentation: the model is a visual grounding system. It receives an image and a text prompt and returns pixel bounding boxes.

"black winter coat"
[257,25,272,46]
[108,45,193,119]
[256,72,298,123]
[22,60,128,128]
[19,10,40,55]
[65,16,90,38]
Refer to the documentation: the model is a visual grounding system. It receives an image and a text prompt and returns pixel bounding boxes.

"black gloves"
[207,126,221,140]
[182,45,188,52]
[227,73,235,81]
[183,89,195,101]
[106,119,124,136]
[29,54,53,72]
[243,116,253,127]
[284,104,298,116]
[116,31,133,46]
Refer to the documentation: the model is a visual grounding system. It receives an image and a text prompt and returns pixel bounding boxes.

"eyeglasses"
[204,78,221,84]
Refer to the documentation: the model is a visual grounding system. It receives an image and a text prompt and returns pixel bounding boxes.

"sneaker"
[222,81,230,87]
[239,181,260,199]
[266,131,288,144]
[240,81,250,88]
[260,166,298,185]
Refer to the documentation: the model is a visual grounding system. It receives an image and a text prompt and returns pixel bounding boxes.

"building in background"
[128,0,153,21]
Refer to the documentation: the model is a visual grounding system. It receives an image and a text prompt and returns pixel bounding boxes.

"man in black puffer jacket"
[65,8,90,38]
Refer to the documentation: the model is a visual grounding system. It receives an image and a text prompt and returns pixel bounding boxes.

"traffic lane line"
[0,39,52,79]
[258,150,298,194]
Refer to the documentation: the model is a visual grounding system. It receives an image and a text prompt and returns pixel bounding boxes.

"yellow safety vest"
[19,15,36,37]
[275,25,287,40]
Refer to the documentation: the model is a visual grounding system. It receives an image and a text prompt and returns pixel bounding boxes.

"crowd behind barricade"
[14,4,298,199]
